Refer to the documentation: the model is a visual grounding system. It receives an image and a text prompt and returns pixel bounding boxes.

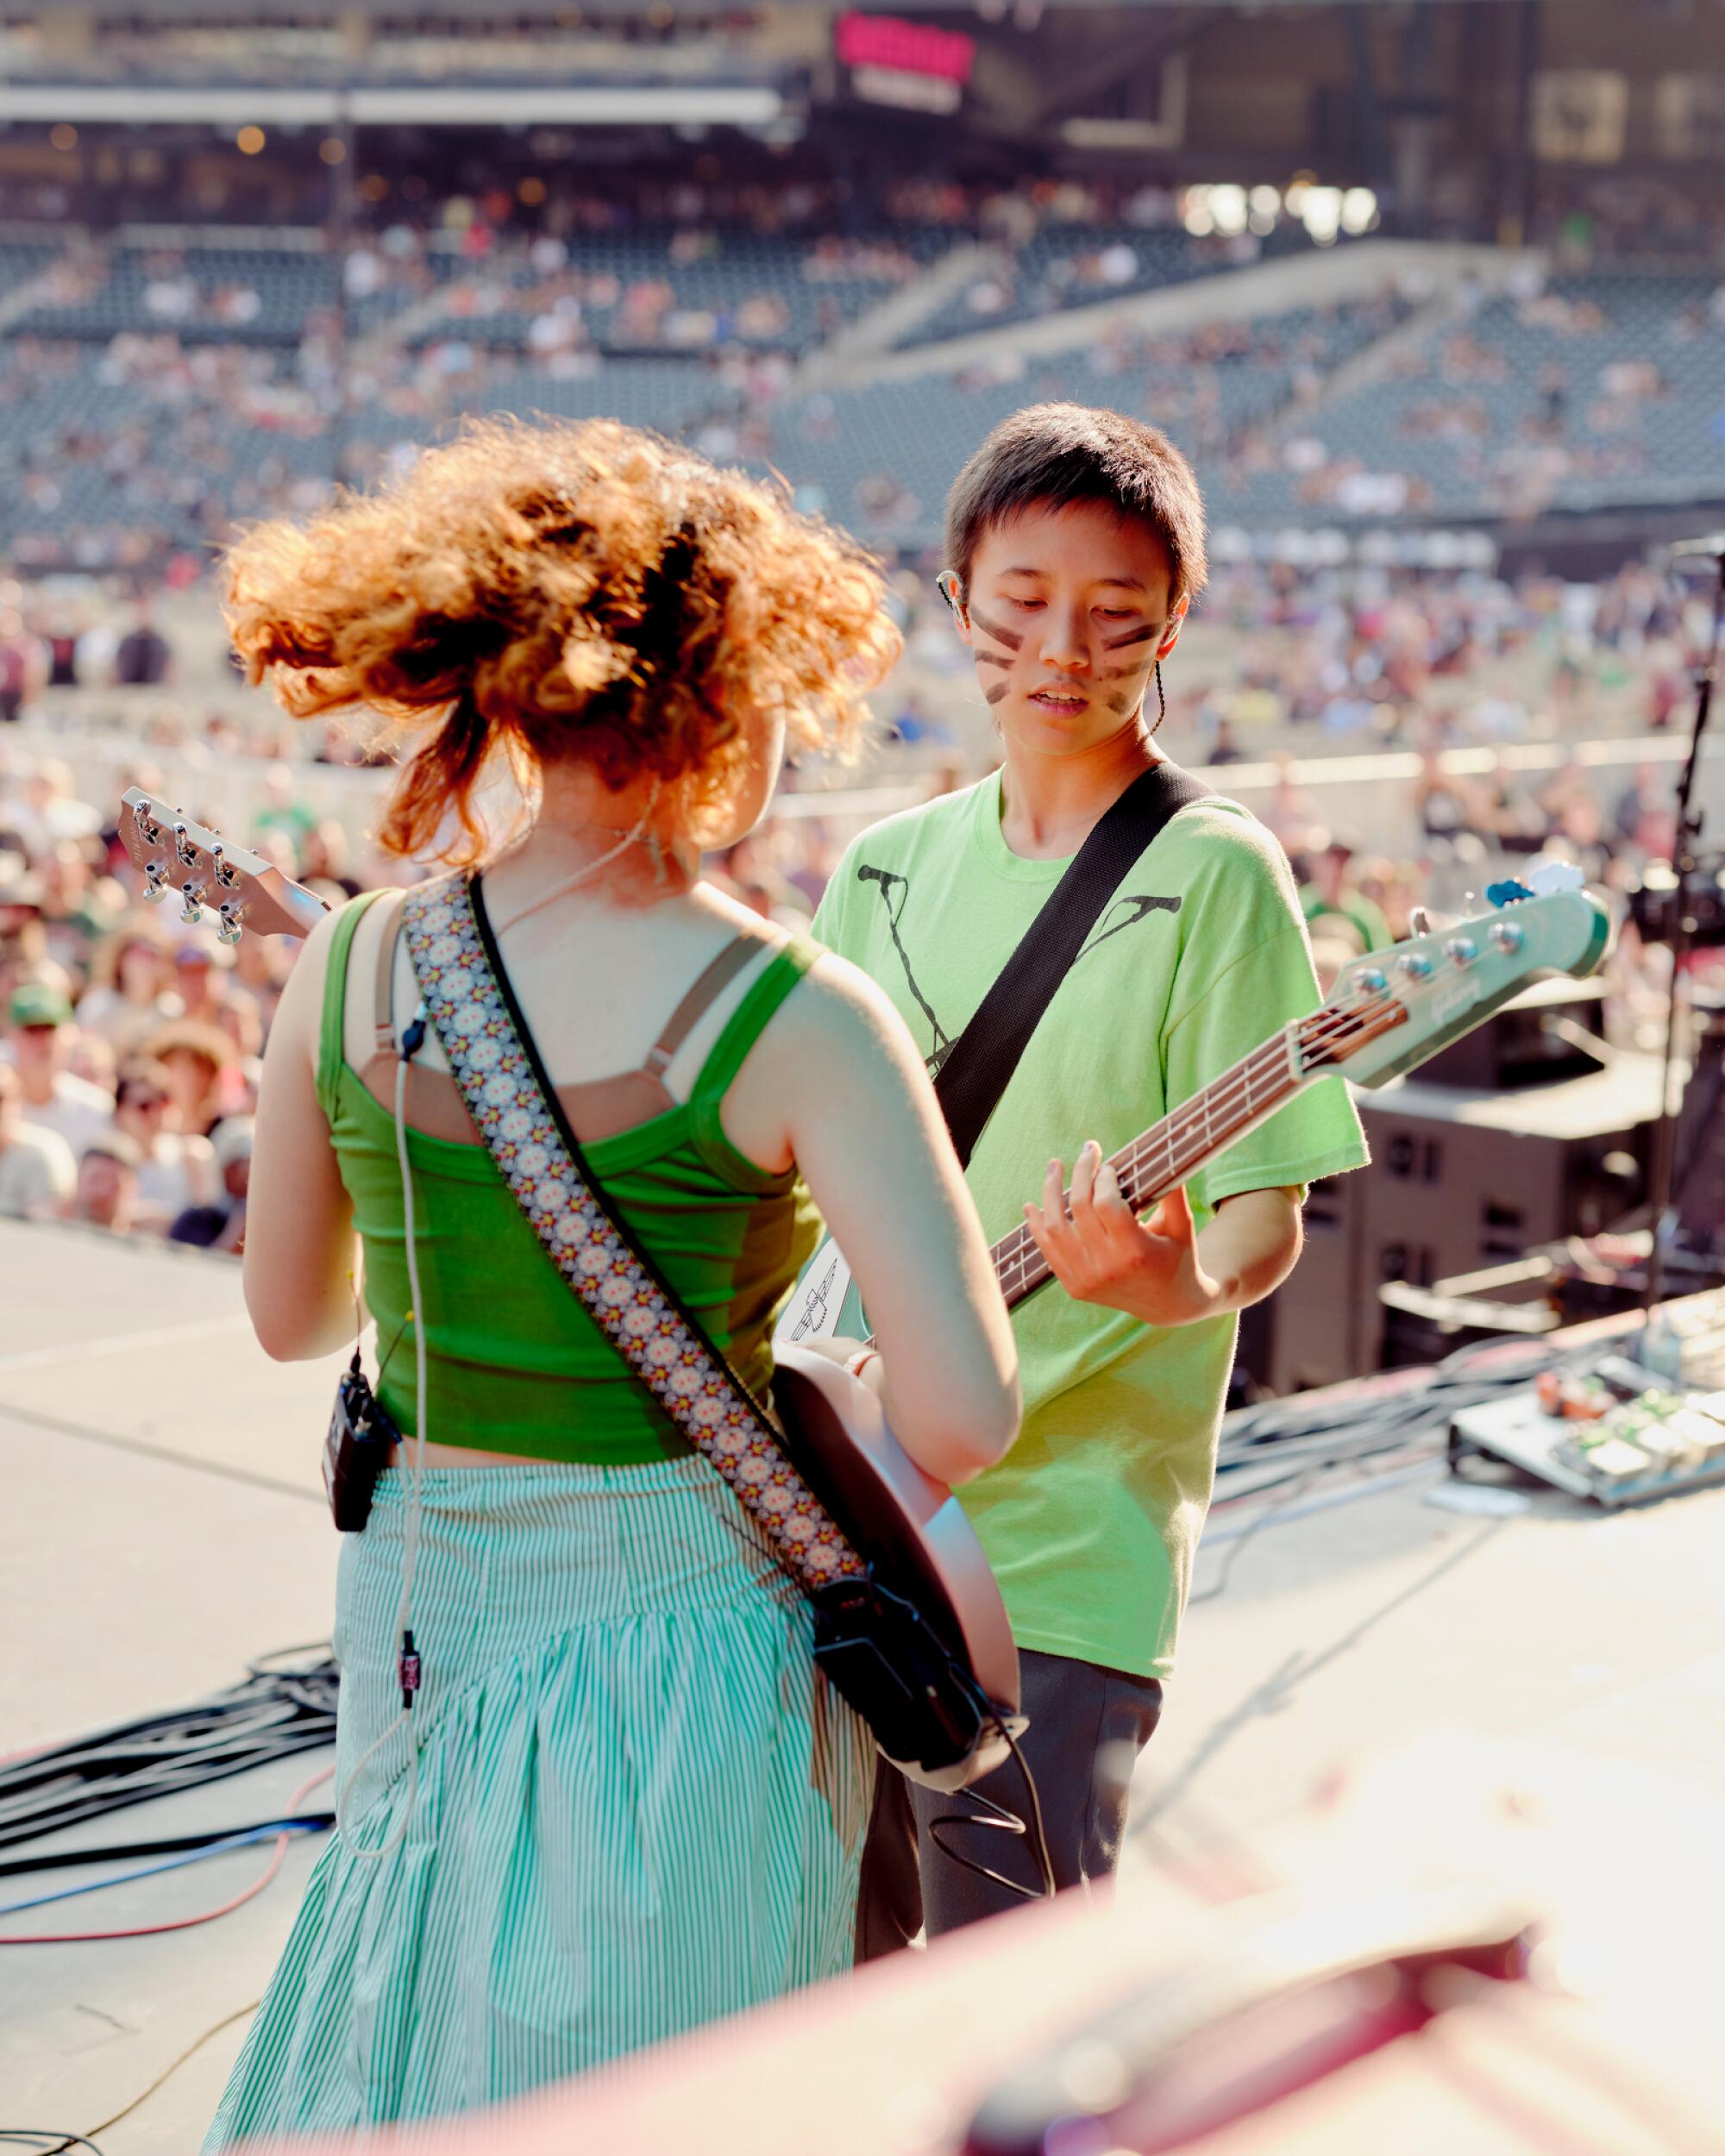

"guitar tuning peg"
[142,859,168,902]
[217,899,244,946]
[1408,906,1433,937]
[179,881,204,925]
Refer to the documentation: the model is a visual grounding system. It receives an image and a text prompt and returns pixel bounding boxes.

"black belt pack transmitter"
[323,1351,403,1532]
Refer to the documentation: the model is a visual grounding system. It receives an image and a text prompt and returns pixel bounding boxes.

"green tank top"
[317,892,824,1464]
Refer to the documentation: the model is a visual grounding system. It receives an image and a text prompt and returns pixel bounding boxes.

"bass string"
[1107,993,1388,1202]
[989,995,1396,1301]
[992,1028,1299,1289]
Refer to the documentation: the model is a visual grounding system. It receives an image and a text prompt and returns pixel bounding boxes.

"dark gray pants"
[855,1648,1164,1960]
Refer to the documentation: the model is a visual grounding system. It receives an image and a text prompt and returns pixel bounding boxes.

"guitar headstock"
[1296,867,1613,1091]
[116,787,331,944]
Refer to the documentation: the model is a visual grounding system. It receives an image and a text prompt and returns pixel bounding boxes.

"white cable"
[487,777,662,935]
[336,1013,429,1862]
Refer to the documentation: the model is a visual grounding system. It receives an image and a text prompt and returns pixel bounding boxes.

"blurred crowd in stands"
[6,156,1725,575]
[1,544,1708,1256]
[1535,172,1725,268]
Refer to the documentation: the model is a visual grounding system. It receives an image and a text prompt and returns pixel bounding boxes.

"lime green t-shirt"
[812,769,1370,1680]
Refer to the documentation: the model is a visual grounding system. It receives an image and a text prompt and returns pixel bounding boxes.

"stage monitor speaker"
[1235,1167,1367,1398]
[1413,975,1610,1093]
[1356,1087,1652,1369]
[1237,1057,1659,1394]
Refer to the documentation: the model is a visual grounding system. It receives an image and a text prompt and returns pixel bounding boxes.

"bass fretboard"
[989,1025,1304,1313]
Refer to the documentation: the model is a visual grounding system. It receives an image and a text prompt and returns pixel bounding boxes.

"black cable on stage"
[0,2134,109,2153]
[0,1815,336,1883]
[924,1676,1058,1906]
[1178,1332,1616,1609]
[0,1655,337,1857]
[1214,1332,1596,1495]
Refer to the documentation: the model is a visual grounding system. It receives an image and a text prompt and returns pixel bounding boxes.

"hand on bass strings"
[1024,1141,1223,1330]
[1026,1149,1305,1330]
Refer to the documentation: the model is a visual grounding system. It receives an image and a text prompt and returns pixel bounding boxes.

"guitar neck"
[990,1025,1308,1314]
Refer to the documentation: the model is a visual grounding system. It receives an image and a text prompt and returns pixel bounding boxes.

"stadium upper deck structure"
[2,0,1723,577]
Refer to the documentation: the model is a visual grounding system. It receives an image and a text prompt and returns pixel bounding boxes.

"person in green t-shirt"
[1299,835,1392,956]
[812,403,1370,1956]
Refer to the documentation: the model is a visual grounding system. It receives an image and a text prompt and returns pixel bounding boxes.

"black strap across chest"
[932,761,1214,1170]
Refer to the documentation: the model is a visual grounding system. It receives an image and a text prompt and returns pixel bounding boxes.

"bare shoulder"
[741,947,937,1144]
[775,946,920,1067]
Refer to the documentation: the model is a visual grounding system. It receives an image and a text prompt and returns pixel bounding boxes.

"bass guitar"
[775,867,1613,1354]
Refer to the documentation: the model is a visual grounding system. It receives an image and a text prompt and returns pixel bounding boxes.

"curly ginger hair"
[223,417,902,864]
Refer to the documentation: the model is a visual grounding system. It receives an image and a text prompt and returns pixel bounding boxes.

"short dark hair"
[944,403,1208,605]
[116,1056,172,1110]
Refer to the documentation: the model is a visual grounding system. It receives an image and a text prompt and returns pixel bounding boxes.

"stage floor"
[4,1219,1723,2147]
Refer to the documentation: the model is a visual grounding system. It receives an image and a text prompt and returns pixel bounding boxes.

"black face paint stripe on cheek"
[973,651,1012,669]
[967,604,1025,652]
[1096,662,1149,683]
[984,682,1011,705]
[1103,624,1159,651]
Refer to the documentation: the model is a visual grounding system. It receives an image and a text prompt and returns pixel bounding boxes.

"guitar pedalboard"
[1447,1297,1725,1507]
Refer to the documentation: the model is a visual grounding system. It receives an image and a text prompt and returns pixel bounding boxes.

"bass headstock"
[117,787,331,944]
[1296,868,1614,1091]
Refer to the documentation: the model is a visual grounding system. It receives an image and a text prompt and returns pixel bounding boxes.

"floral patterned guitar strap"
[402,873,868,1596]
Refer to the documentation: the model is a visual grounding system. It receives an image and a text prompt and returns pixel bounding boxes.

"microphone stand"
[1643,551,1723,1316]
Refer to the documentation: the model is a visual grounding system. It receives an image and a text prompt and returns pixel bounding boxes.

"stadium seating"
[1215,273,1725,524]
[755,298,1404,545]
[342,356,731,448]
[899,223,1312,348]
[390,228,950,355]
[3,222,1723,575]
[0,242,60,302]
[13,245,338,343]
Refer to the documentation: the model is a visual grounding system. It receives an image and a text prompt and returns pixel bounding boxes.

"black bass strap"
[932,761,1214,1169]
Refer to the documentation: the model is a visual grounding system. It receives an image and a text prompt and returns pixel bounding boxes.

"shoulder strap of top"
[688,932,820,1106]
[370,887,410,1057]
[316,888,388,1116]
[641,932,769,1081]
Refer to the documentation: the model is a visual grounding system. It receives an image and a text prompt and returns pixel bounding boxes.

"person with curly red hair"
[206,419,1019,2140]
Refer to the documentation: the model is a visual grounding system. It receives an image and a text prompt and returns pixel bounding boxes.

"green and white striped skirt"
[204,1456,872,2145]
